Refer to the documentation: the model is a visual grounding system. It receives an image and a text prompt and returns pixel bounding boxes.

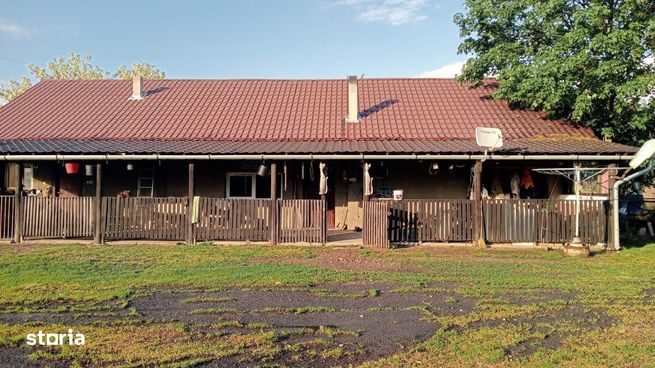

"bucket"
[64,162,80,174]
[393,190,404,201]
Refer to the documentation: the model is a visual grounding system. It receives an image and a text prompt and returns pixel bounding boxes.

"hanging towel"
[521,168,534,189]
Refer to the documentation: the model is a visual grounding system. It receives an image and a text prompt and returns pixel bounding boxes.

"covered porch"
[0,154,622,249]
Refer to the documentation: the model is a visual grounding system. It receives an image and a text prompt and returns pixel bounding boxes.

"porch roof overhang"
[0,139,637,161]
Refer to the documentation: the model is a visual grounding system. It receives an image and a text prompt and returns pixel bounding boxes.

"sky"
[0,0,467,85]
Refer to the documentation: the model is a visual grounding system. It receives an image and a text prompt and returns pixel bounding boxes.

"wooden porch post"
[94,163,104,244]
[270,163,277,245]
[473,160,486,248]
[187,162,195,245]
[607,163,617,249]
[13,162,23,243]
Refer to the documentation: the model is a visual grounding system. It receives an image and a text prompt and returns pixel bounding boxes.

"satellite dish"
[475,127,504,149]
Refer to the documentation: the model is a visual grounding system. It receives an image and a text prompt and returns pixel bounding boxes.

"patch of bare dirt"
[271,247,421,272]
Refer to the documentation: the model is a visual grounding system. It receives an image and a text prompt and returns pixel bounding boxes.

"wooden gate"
[363,200,391,248]
[483,199,607,244]
[22,197,94,239]
[399,199,474,242]
[102,197,187,240]
[278,199,326,243]
[195,198,271,242]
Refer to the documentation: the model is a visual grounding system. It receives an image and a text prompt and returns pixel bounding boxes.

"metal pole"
[612,160,654,250]
[574,162,581,240]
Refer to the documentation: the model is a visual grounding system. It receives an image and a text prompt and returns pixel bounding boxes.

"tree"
[115,62,165,79]
[455,0,655,145]
[0,53,165,103]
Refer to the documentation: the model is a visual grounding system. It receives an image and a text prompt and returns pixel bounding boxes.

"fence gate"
[363,201,390,248]
[278,199,326,243]
[195,198,272,242]
[22,197,94,239]
[102,197,187,240]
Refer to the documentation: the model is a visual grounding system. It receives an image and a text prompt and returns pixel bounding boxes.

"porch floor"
[326,229,363,246]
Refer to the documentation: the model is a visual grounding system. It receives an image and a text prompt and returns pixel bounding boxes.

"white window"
[226,172,283,199]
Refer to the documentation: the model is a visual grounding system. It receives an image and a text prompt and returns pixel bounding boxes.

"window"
[226,173,255,198]
[226,172,282,199]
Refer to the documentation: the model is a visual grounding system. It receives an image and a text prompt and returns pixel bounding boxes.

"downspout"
[611,160,654,250]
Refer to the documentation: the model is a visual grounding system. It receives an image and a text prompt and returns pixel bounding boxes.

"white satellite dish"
[475,127,504,149]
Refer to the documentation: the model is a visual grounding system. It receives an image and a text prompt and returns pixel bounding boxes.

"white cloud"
[418,60,466,78]
[0,18,30,38]
[332,0,431,26]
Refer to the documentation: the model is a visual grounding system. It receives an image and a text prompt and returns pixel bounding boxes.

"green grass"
[255,306,337,314]
[181,296,234,304]
[0,244,357,306]
[2,242,655,367]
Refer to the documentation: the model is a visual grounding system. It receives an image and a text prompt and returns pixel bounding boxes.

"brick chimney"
[345,75,359,123]
[131,75,143,100]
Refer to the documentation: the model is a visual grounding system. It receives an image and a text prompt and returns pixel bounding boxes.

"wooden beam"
[187,162,195,245]
[472,160,486,248]
[270,163,278,245]
[94,163,103,244]
[13,163,23,243]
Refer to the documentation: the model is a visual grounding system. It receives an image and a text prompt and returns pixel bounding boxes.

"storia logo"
[26,330,85,346]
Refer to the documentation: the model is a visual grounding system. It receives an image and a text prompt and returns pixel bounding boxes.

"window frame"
[225,172,284,199]
[225,172,256,199]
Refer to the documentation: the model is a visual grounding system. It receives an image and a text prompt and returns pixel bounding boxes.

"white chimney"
[345,75,359,123]
[131,75,143,100]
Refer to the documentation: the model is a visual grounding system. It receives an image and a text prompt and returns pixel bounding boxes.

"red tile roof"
[0,78,597,144]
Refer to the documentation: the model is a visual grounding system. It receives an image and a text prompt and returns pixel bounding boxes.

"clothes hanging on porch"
[319,162,328,195]
[521,168,535,189]
[510,173,520,198]
[363,163,373,196]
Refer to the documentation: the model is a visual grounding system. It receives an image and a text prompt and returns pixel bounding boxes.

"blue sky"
[0,0,466,84]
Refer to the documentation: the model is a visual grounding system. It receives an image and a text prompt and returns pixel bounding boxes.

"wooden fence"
[363,198,607,247]
[364,199,474,247]
[196,198,271,242]
[0,196,14,240]
[102,197,188,240]
[363,201,391,248]
[483,199,607,244]
[22,197,94,239]
[278,199,326,243]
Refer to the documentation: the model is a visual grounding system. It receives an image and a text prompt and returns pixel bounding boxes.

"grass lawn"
[1,242,655,367]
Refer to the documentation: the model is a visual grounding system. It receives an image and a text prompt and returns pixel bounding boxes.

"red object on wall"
[64,162,80,174]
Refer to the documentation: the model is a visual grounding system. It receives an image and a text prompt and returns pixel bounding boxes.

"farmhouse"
[0,76,637,248]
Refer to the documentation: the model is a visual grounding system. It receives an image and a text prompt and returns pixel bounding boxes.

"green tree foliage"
[115,62,166,80]
[0,53,165,103]
[455,0,655,145]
